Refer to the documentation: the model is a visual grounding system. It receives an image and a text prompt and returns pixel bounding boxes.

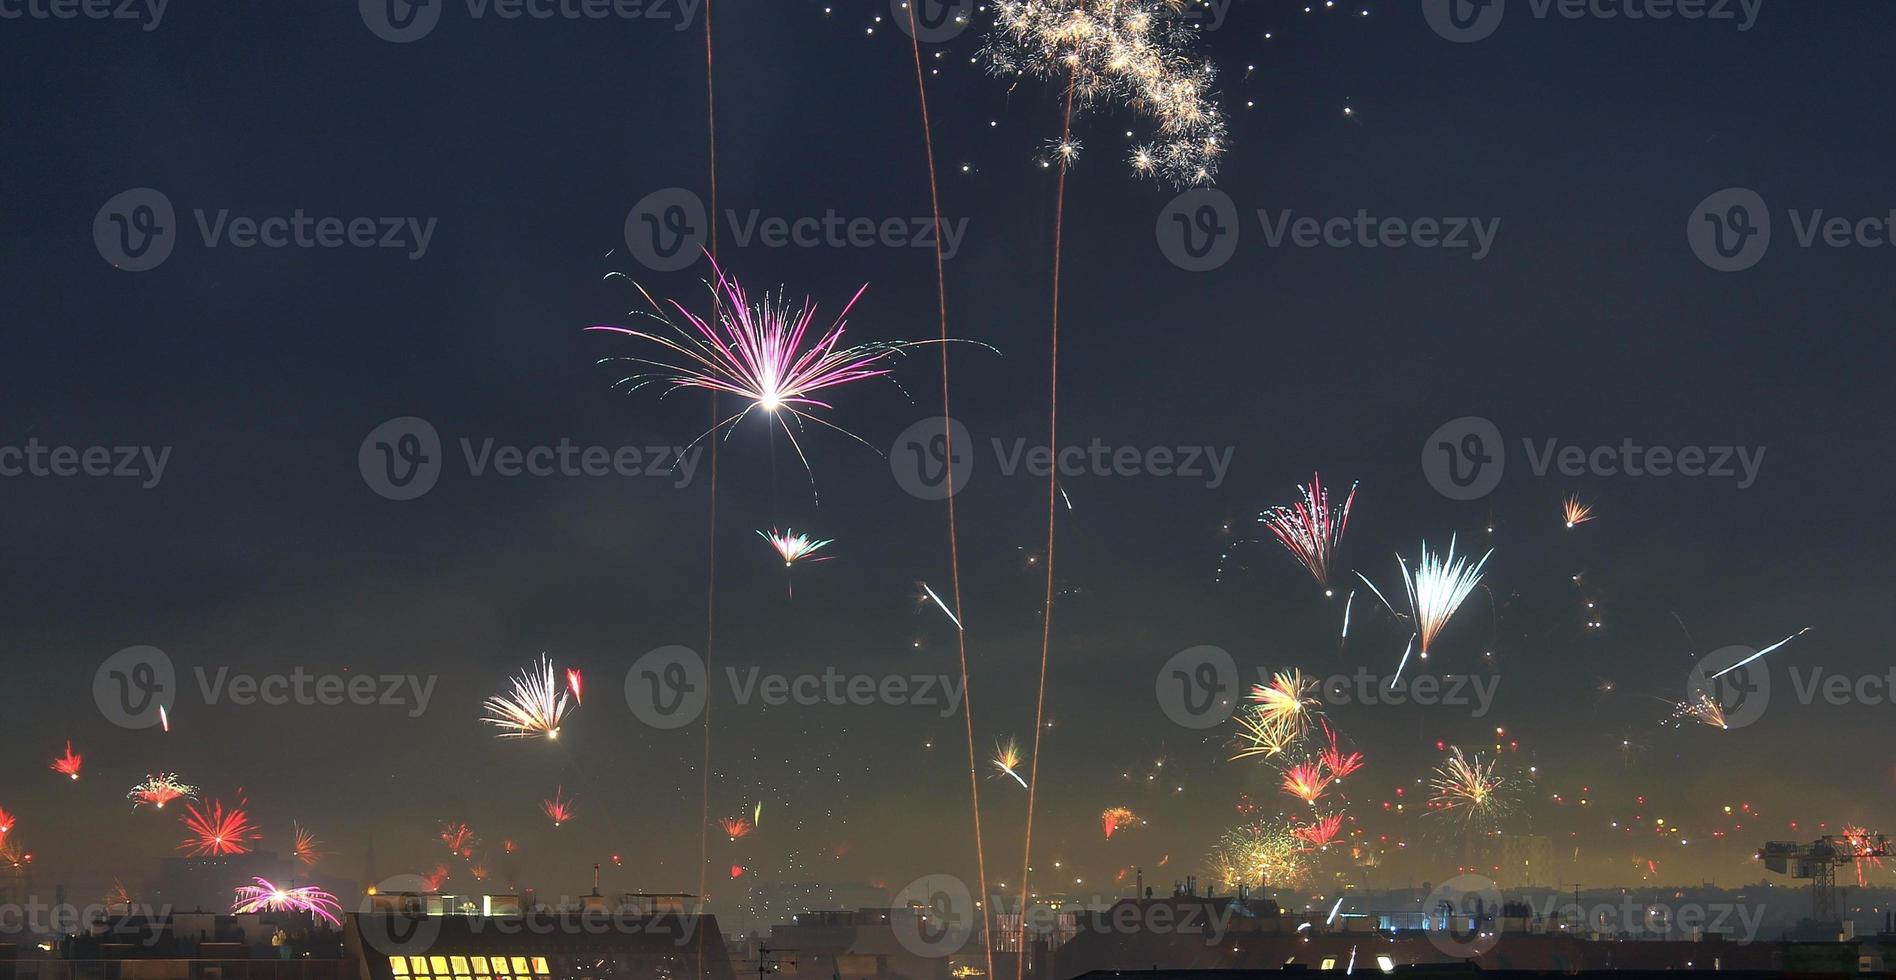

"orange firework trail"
[51,742,82,780]
[1562,495,1595,528]
[178,799,260,857]
[1248,669,1322,742]
[719,816,752,841]
[1293,812,1346,849]
[1282,762,1334,805]
[292,822,322,867]
[439,822,476,854]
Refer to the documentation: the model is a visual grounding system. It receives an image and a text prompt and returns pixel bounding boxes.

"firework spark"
[292,822,322,867]
[178,799,260,857]
[1840,826,1889,886]
[720,816,753,841]
[232,877,342,926]
[1710,627,1813,680]
[1293,812,1346,849]
[758,528,835,566]
[1101,807,1140,839]
[984,0,1229,186]
[1248,669,1321,742]
[1562,495,1595,528]
[51,742,82,780]
[1207,820,1312,891]
[921,581,965,631]
[1259,474,1357,594]
[1359,536,1492,677]
[1428,748,1515,830]
[128,774,197,810]
[543,787,574,827]
[1281,762,1334,805]
[1317,721,1365,781]
[1229,704,1294,761]
[1668,691,1728,730]
[0,807,14,838]
[481,653,574,740]
[440,822,477,854]
[566,668,584,705]
[590,260,974,498]
[992,737,1030,789]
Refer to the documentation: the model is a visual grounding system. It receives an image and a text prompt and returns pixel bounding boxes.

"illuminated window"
[390,958,410,975]
[472,958,489,974]
[1376,955,1396,974]
[531,958,550,975]
[1320,958,1336,970]
[512,957,530,974]
[431,956,450,975]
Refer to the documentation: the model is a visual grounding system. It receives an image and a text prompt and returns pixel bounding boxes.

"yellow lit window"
[531,958,549,975]
[431,956,450,975]
[457,975,472,980]
[512,958,530,974]
[390,958,410,975]
[1320,959,1336,971]
[451,958,469,974]
[472,958,489,974]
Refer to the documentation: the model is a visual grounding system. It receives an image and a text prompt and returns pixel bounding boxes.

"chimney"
[1135,868,1143,900]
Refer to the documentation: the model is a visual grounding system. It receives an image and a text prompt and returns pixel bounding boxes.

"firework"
[178,799,260,857]
[1340,589,1355,640]
[1710,627,1813,680]
[1101,807,1140,839]
[1562,495,1595,528]
[543,787,574,827]
[1667,691,1728,730]
[566,667,584,705]
[1839,826,1889,886]
[159,705,170,732]
[991,737,1030,789]
[1428,748,1515,830]
[984,0,1229,186]
[440,822,477,854]
[720,816,753,841]
[1206,820,1312,891]
[232,877,342,926]
[51,742,82,780]
[1248,669,1321,742]
[1281,761,1333,805]
[1317,722,1365,781]
[292,822,322,867]
[920,581,965,631]
[590,260,974,498]
[1229,704,1294,761]
[1359,536,1492,676]
[481,653,574,740]
[128,774,197,810]
[1293,812,1346,849]
[1259,474,1357,594]
[0,807,14,838]
[759,528,834,566]
[422,865,450,891]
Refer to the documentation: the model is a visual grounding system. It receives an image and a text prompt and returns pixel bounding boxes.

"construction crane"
[1759,833,1889,922]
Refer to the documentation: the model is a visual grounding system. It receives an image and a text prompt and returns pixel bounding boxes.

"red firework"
[439,822,476,854]
[565,668,584,705]
[719,816,753,841]
[1318,721,1365,781]
[1260,472,1357,594]
[178,800,260,857]
[1294,813,1346,849]
[1282,762,1334,805]
[51,742,83,780]
[422,864,450,891]
[0,806,16,838]
[1100,807,1140,839]
[543,787,574,827]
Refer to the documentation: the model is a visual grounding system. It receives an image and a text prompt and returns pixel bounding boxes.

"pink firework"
[589,258,969,498]
[543,787,574,827]
[178,799,260,857]
[1318,722,1365,781]
[1260,473,1357,595]
[1294,813,1346,849]
[566,668,584,705]
[51,742,83,780]
[422,865,450,891]
[0,806,15,838]
[232,877,342,927]
[1282,762,1334,805]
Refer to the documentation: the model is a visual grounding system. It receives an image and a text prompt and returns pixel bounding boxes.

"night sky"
[2,0,1894,936]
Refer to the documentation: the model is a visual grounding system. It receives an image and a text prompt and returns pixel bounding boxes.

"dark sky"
[2,0,1893,934]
